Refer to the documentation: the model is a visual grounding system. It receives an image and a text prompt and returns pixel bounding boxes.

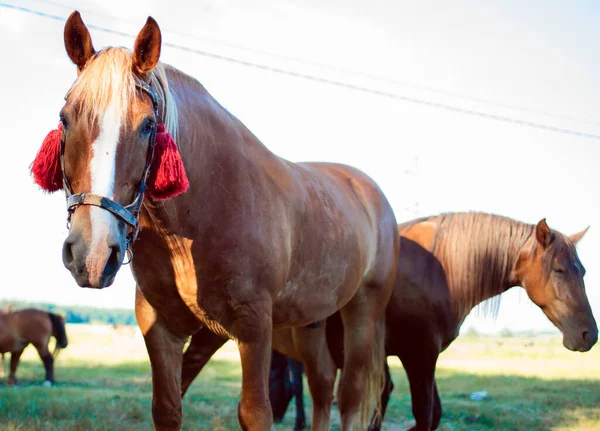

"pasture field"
[0,324,599,430]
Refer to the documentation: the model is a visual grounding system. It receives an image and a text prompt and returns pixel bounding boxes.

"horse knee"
[312,372,335,405]
[238,398,272,431]
[152,404,182,431]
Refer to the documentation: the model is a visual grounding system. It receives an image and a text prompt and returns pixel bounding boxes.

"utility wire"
[28,0,600,127]
[2,2,600,140]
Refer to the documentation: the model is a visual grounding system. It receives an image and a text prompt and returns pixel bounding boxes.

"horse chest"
[133,237,239,337]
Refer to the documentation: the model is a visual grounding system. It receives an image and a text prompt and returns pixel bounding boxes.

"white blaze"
[89,100,123,243]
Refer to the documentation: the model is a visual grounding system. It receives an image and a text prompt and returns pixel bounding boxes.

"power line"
[28,0,600,128]
[3,2,600,140]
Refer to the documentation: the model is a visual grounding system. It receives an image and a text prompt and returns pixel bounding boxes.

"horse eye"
[142,120,155,134]
[553,267,565,274]
[60,115,69,129]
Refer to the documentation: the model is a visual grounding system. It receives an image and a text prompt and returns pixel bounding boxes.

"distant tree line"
[0,300,136,326]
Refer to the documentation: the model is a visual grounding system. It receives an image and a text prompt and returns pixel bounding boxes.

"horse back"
[0,309,52,353]
[13,309,53,342]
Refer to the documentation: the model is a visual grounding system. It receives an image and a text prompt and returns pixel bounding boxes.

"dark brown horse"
[0,309,68,386]
[34,11,399,430]
[269,350,306,430]
[182,212,597,430]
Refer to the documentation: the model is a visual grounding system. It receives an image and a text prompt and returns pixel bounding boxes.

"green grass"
[0,325,599,430]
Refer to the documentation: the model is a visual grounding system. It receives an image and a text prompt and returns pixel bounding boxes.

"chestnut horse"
[181,212,597,430]
[33,11,398,430]
[0,309,68,386]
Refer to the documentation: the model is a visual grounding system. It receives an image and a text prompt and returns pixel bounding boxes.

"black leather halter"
[61,80,160,262]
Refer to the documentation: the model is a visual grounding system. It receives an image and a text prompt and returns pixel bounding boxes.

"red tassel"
[31,123,63,193]
[147,124,189,200]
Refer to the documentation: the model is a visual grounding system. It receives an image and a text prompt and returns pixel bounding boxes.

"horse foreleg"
[181,327,227,397]
[136,290,186,431]
[293,325,335,431]
[8,348,26,386]
[33,340,54,386]
[368,359,394,431]
[0,353,5,378]
[234,305,273,431]
[402,348,439,431]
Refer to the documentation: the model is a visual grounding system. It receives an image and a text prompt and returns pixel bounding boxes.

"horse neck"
[177,70,276,173]
[439,217,535,321]
[145,67,282,233]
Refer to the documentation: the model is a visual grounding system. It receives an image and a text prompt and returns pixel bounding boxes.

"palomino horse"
[0,309,68,386]
[32,11,398,430]
[181,212,598,430]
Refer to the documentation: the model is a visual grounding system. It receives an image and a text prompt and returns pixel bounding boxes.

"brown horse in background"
[39,12,399,430]
[0,303,14,378]
[0,309,68,386]
[181,212,597,430]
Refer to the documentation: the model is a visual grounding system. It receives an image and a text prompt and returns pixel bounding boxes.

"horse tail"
[48,312,68,357]
[360,316,387,430]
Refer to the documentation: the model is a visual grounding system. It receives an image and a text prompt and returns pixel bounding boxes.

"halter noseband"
[61,80,160,261]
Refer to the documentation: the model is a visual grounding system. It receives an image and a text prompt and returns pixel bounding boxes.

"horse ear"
[569,226,590,245]
[132,17,162,79]
[536,219,554,248]
[64,11,96,73]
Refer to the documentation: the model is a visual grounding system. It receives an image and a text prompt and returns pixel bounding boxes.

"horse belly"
[0,334,18,354]
[272,261,363,327]
[272,224,374,326]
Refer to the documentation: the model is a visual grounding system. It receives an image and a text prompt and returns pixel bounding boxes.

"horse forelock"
[430,212,536,319]
[66,47,178,138]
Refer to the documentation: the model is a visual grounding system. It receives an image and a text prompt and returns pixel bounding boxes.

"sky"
[0,0,599,334]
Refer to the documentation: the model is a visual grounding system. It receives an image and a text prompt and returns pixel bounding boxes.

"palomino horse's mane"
[429,212,537,318]
[67,47,179,140]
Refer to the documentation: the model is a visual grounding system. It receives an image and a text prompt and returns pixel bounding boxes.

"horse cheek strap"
[31,123,63,193]
[146,124,189,200]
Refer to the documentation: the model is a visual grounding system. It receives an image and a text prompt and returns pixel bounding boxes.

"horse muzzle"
[562,323,598,352]
[62,219,125,289]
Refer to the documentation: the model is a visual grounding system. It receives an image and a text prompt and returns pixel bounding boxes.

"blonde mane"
[430,212,536,318]
[67,47,178,138]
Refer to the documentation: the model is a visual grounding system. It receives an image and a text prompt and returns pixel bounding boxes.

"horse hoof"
[43,380,53,388]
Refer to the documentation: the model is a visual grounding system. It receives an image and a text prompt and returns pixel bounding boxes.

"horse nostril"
[62,238,75,267]
[105,243,122,273]
[583,331,590,346]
